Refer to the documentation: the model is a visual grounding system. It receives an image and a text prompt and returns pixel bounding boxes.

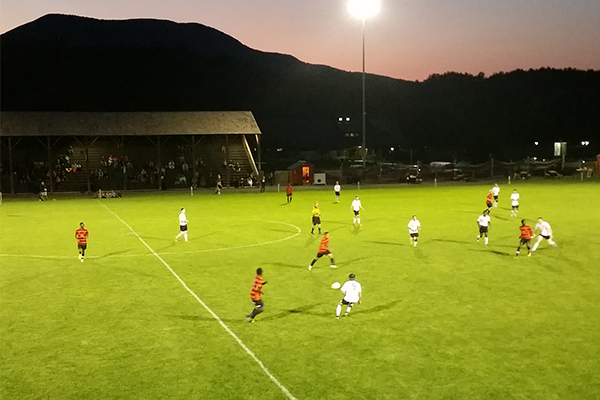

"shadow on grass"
[169,314,241,323]
[264,302,324,321]
[343,256,369,267]
[350,225,363,236]
[360,299,403,314]
[491,214,509,221]
[95,249,138,258]
[365,240,402,247]
[266,261,309,269]
[304,235,318,247]
[466,248,512,256]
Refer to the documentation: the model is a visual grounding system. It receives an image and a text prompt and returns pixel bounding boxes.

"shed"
[287,160,314,185]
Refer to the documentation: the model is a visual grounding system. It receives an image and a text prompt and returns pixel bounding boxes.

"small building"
[287,160,314,185]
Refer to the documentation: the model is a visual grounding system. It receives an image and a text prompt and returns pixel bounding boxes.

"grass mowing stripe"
[97,200,299,400]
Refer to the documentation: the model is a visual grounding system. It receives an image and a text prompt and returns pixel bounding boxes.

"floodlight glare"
[348,0,381,19]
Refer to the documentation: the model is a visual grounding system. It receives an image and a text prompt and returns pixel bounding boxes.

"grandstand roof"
[0,111,261,137]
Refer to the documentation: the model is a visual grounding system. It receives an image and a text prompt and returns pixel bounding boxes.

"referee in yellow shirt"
[311,202,322,235]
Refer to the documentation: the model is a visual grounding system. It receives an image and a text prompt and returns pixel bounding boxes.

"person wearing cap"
[335,273,362,319]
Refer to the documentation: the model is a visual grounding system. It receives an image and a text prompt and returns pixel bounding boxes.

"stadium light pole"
[348,0,380,167]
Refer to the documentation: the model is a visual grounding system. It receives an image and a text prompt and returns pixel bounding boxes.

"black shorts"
[340,299,354,306]
[316,250,331,258]
[77,244,87,250]
[251,299,264,308]
[335,191,340,197]
[312,216,321,225]
[479,226,488,234]
[512,204,519,210]
[493,196,499,201]
[541,234,550,240]
[180,224,188,232]
[519,238,531,245]
[353,210,360,216]
[410,232,419,238]
[486,202,493,208]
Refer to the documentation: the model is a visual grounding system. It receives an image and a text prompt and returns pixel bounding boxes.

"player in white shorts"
[335,273,362,319]
[531,217,557,251]
[510,189,520,217]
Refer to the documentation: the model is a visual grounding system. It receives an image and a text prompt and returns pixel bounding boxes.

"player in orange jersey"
[486,190,494,212]
[75,222,89,262]
[286,183,293,203]
[246,268,267,323]
[515,219,534,257]
[308,231,337,270]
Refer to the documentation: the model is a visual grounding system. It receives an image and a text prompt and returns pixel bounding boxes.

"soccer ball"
[331,282,341,289]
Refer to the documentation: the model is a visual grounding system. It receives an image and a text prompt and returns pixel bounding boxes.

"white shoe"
[330,264,338,269]
[308,265,312,271]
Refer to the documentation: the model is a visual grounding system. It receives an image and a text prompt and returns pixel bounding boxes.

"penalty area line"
[97,200,298,400]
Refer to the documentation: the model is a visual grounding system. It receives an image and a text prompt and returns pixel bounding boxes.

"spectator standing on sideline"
[286,183,293,203]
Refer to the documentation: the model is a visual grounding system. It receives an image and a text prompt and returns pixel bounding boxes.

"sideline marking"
[0,220,301,260]
[97,201,298,400]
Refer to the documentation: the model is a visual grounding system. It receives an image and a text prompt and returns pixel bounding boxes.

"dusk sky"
[2,0,599,81]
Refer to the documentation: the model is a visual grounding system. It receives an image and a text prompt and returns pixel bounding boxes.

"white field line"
[0,220,301,260]
[97,201,298,400]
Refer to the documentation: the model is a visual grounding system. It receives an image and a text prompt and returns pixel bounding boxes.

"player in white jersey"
[334,181,341,203]
[351,195,365,226]
[491,183,500,207]
[407,215,421,247]
[476,209,491,245]
[335,273,362,319]
[531,217,557,251]
[510,189,520,217]
[175,207,188,242]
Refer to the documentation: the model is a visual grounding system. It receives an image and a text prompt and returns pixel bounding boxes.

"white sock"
[484,237,488,245]
[336,304,342,317]
[184,232,188,242]
[345,306,352,315]
[357,218,361,224]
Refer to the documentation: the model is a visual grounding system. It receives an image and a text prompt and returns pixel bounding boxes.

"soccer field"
[1,181,599,400]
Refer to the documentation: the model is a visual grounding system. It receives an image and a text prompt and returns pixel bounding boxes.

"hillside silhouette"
[2,14,599,161]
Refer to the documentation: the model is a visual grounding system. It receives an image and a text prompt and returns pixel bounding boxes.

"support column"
[157,136,162,190]
[47,136,53,193]
[225,135,230,188]
[8,137,14,194]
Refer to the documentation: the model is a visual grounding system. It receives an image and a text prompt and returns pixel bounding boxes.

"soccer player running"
[311,202,322,235]
[476,209,491,245]
[175,208,188,242]
[75,222,89,262]
[246,268,267,323]
[486,190,494,212]
[308,231,337,270]
[286,183,293,203]
[510,189,520,217]
[335,273,362,319]
[334,181,341,203]
[407,215,421,247]
[491,183,500,207]
[351,195,365,226]
[531,217,558,252]
[516,219,533,257]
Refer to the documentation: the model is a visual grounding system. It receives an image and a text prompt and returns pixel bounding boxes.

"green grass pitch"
[1,181,599,400]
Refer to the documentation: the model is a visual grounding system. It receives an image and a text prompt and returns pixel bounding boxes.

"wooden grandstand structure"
[0,111,262,194]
